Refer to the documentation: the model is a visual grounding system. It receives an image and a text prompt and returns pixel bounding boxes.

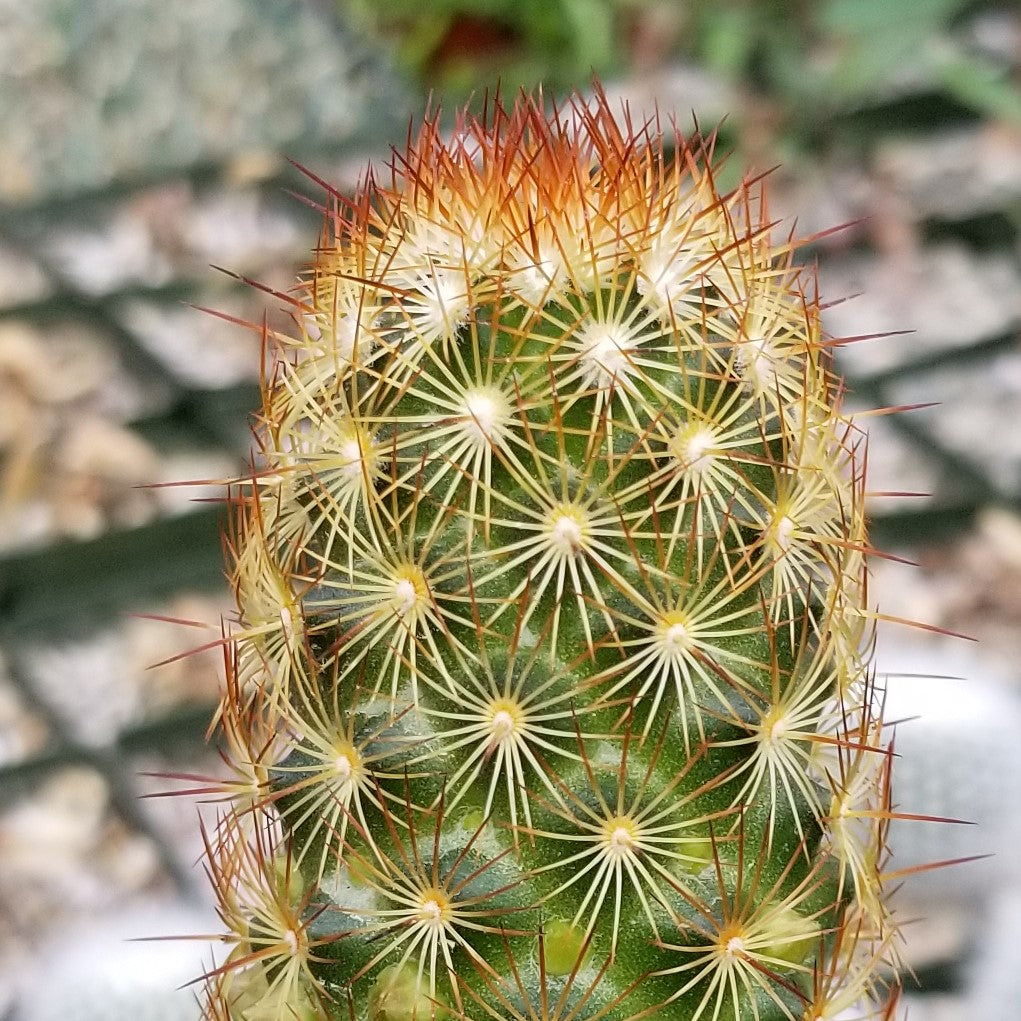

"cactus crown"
[201,87,899,1020]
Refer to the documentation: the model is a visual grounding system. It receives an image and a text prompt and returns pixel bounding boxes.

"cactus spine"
[201,88,901,1020]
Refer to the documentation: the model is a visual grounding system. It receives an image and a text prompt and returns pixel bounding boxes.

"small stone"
[21,632,141,746]
[823,245,1021,377]
[180,187,304,272]
[152,449,242,518]
[874,125,1021,221]
[117,298,264,388]
[603,63,737,130]
[968,7,1021,65]
[0,768,111,924]
[41,205,175,297]
[888,350,1021,497]
[51,417,161,538]
[124,591,234,712]
[21,589,229,745]
[0,245,52,309]
[0,655,50,768]
[847,405,948,512]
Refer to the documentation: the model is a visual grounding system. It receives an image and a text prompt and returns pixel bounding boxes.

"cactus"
[198,87,903,1020]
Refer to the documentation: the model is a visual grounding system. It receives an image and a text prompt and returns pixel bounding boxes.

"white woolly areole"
[638,240,701,316]
[510,255,561,305]
[658,617,693,656]
[333,752,354,783]
[461,388,508,446]
[608,826,635,854]
[392,578,419,616]
[407,265,473,338]
[417,898,446,927]
[577,319,638,387]
[337,436,368,479]
[304,311,373,364]
[603,816,638,859]
[334,314,365,361]
[674,425,717,474]
[764,715,789,746]
[548,507,587,555]
[490,709,517,741]
[738,334,775,387]
[278,602,298,643]
[773,514,796,552]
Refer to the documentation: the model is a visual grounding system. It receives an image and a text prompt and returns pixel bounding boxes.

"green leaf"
[938,50,1021,126]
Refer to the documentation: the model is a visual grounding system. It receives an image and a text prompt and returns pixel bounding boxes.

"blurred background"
[0,1,1019,1019]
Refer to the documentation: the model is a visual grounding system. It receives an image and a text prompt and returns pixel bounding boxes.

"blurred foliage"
[344,0,1021,156]
[343,0,621,97]
[694,0,1021,149]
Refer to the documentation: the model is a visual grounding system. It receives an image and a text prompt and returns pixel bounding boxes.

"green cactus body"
[202,89,899,1021]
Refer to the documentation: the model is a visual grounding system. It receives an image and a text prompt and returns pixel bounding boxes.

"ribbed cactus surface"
[201,89,900,1021]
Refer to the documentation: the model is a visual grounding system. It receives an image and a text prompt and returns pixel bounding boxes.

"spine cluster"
[196,88,903,1021]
